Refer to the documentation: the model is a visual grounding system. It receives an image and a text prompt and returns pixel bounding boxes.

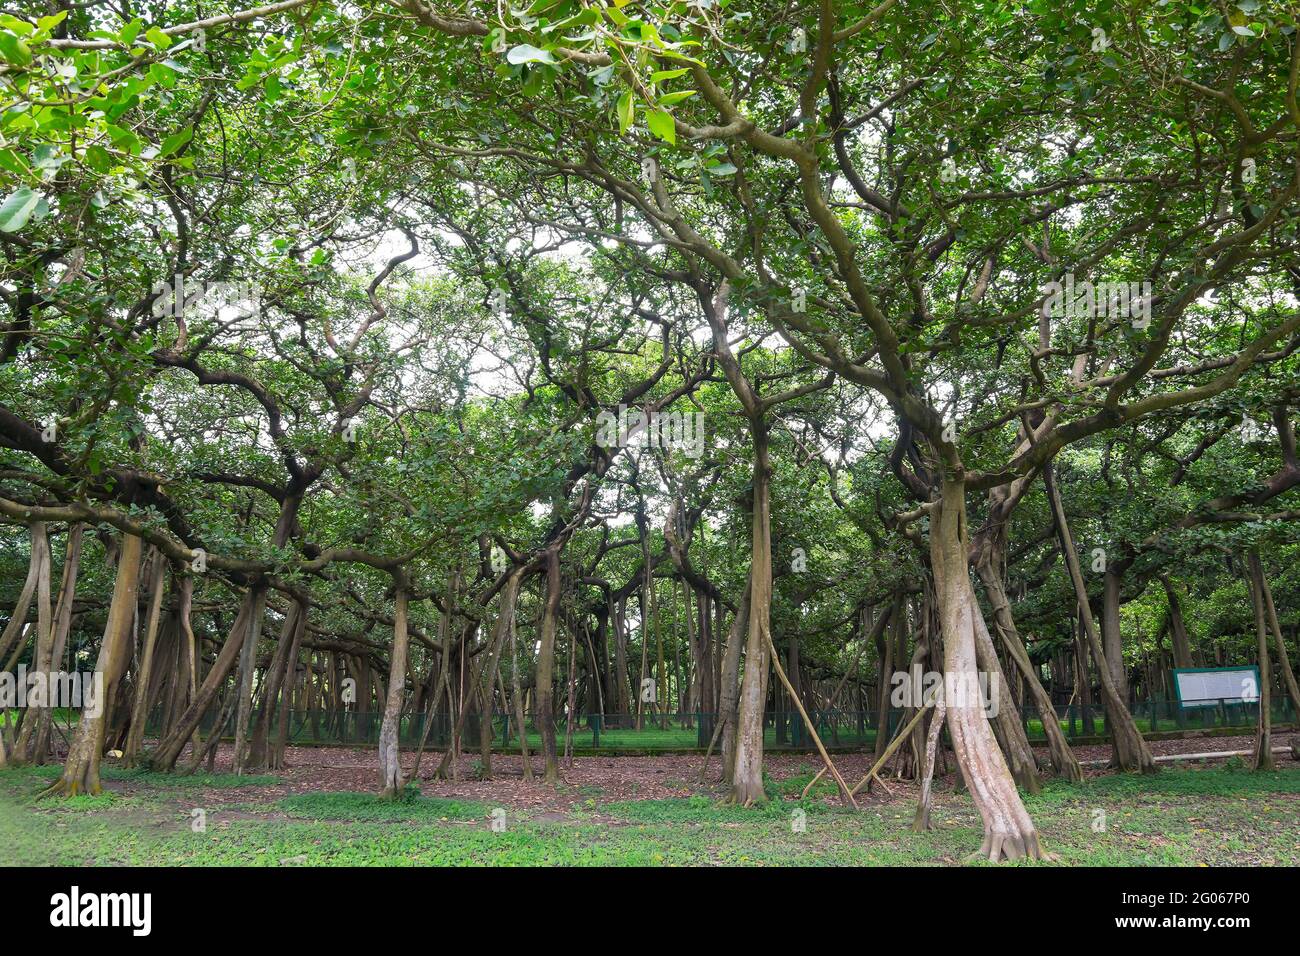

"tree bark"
[1160,575,1194,670]
[1101,567,1129,704]
[507,585,533,780]
[1246,552,1274,771]
[613,597,629,720]
[931,479,1045,861]
[43,533,143,796]
[729,421,773,806]
[973,551,1083,781]
[123,553,168,765]
[30,522,84,764]
[248,600,302,770]
[715,570,750,784]
[231,583,268,774]
[1250,555,1300,723]
[152,591,255,770]
[536,546,562,783]
[971,598,1041,793]
[1043,465,1154,772]
[10,522,52,765]
[378,586,411,796]
[476,569,521,778]
[271,602,305,770]
[0,522,43,665]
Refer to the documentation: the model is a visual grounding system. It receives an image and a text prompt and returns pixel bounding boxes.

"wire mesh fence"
[180,696,1296,751]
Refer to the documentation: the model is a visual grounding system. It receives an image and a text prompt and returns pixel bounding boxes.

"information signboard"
[1171,666,1260,708]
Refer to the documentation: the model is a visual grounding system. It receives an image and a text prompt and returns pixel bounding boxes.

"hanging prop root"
[800,767,826,801]
[912,692,947,832]
[851,702,933,798]
[765,629,857,808]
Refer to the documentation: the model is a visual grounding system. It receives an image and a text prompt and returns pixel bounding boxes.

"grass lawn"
[2,759,1297,866]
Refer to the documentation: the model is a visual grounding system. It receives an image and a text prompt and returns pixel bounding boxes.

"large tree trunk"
[232,494,300,773]
[152,591,256,771]
[728,423,773,806]
[1246,553,1274,771]
[10,522,52,766]
[30,522,84,764]
[973,545,1082,782]
[174,576,202,763]
[231,583,268,774]
[378,587,411,796]
[1101,567,1129,705]
[475,569,521,779]
[248,601,301,770]
[872,596,899,765]
[1044,466,1154,772]
[717,570,751,784]
[124,554,168,765]
[931,479,1044,861]
[270,602,305,770]
[971,599,1041,793]
[1160,575,1194,670]
[507,586,533,780]
[1250,555,1300,723]
[42,533,143,796]
[0,522,44,666]
[536,546,563,784]
[613,597,630,720]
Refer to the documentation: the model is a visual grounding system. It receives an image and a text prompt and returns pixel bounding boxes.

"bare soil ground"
[111,730,1297,814]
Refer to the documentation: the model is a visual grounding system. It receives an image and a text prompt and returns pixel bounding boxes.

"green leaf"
[32,144,66,171]
[149,62,176,88]
[658,90,696,107]
[0,148,29,177]
[36,11,68,34]
[617,90,634,135]
[145,26,172,50]
[647,108,676,145]
[506,44,557,65]
[0,31,32,66]
[107,124,142,154]
[650,68,689,82]
[158,128,193,158]
[0,186,41,233]
[0,15,34,36]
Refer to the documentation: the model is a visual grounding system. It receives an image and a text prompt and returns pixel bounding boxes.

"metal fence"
[202,696,1295,751]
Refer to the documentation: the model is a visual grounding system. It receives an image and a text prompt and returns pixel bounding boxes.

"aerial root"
[964,828,1052,863]
[37,777,99,800]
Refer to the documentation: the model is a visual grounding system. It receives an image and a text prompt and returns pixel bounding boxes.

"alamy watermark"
[0,666,103,717]
[1041,273,1152,329]
[151,274,262,319]
[595,405,705,459]
[50,886,151,936]
[890,665,1000,717]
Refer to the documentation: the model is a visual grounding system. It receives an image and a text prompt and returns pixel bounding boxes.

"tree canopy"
[1,0,1298,863]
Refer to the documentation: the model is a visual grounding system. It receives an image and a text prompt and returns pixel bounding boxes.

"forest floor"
[3,734,1298,866]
